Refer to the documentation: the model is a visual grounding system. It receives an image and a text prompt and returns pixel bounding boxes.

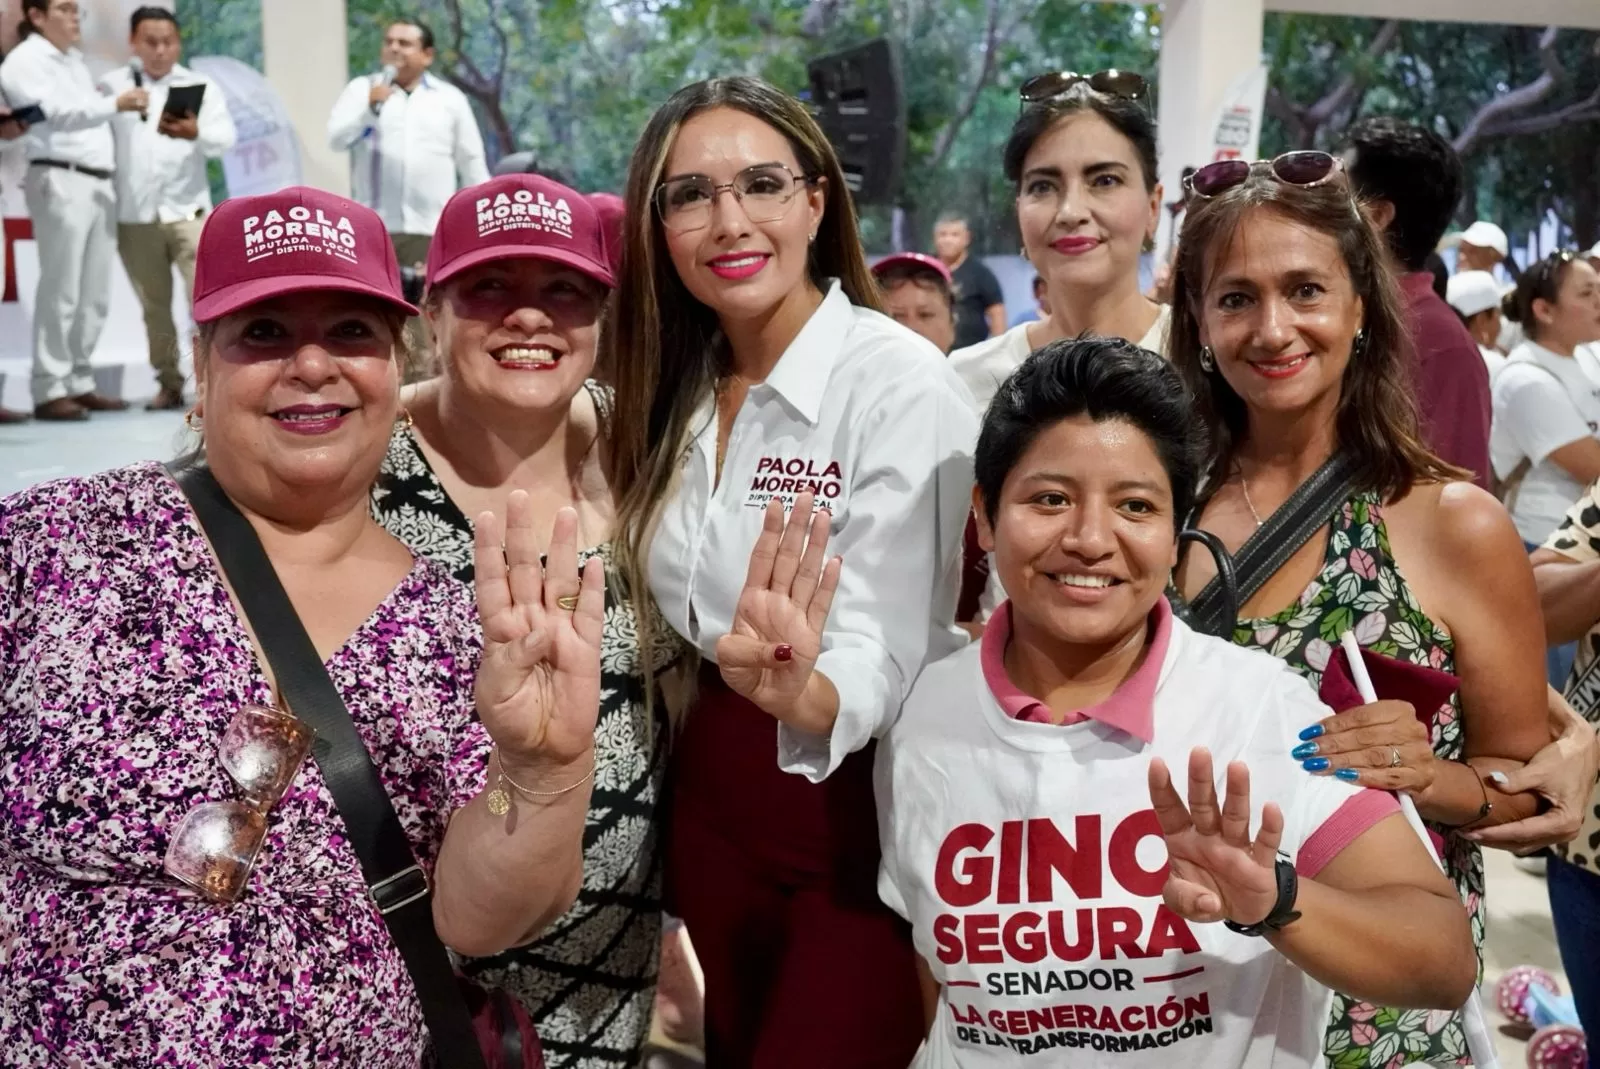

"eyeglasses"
[1019,70,1149,111]
[164,704,313,904]
[1184,151,1344,200]
[654,163,815,234]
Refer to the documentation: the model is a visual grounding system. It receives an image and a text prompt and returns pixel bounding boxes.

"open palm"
[473,494,605,769]
[717,493,842,720]
[1148,748,1282,926]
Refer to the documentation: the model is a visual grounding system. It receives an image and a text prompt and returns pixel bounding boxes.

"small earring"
[1353,328,1368,356]
[184,409,202,431]
[808,231,817,244]
[1199,346,1216,372]
[398,407,415,430]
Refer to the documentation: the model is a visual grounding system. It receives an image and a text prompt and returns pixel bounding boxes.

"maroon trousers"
[667,666,925,1068]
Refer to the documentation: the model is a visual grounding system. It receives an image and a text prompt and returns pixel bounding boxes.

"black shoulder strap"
[1181,453,1360,637]
[168,462,487,1069]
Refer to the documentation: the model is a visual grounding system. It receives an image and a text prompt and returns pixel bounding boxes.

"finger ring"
[1390,747,1403,768]
[557,595,580,611]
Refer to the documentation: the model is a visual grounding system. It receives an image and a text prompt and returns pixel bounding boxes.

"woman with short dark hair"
[877,336,1476,1069]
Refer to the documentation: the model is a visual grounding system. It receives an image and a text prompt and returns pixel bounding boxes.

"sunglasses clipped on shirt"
[1184,151,1346,200]
[1018,69,1149,112]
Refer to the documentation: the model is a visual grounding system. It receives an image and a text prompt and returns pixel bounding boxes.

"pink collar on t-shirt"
[980,597,1171,743]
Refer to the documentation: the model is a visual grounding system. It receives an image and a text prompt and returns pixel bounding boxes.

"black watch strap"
[1224,856,1302,937]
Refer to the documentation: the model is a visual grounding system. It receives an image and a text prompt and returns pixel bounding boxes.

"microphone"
[129,56,147,121]
[381,63,398,85]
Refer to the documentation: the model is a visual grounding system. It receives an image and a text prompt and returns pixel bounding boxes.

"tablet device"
[162,83,206,118]
[7,103,45,125]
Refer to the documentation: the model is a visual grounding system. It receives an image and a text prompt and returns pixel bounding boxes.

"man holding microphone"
[327,20,488,272]
[0,0,147,422]
[101,6,235,412]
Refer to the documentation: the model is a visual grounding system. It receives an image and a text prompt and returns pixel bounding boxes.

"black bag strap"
[1179,453,1360,637]
[168,463,487,1069]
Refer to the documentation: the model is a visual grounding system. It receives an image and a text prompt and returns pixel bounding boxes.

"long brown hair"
[601,76,880,650]
[1168,175,1462,504]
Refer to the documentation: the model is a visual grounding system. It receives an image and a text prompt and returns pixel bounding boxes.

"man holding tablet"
[101,5,235,411]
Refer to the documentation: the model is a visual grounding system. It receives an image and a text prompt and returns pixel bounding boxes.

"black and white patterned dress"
[371,392,680,1069]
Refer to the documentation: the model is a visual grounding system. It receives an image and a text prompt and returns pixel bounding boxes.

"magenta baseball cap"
[191,187,417,324]
[427,174,615,290]
[872,251,953,285]
[588,192,626,277]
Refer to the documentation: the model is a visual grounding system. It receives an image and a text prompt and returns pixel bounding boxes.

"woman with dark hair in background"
[949,72,1168,414]
[600,76,976,1065]
[879,336,1476,1069]
[1168,154,1561,1064]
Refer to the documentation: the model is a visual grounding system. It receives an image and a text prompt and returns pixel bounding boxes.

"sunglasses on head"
[1184,151,1345,200]
[1019,70,1148,111]
[1532,249,1576,287]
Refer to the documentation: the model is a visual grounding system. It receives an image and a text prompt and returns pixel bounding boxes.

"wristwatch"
[1224,856,1302,937]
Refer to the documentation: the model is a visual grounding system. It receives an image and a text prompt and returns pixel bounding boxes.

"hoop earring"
[1198,346,1216,372]
[184,409,202,431]
[398,407,415,430]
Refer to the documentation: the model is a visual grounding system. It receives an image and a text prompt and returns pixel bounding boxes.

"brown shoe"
[0,406,31,424]
[72,392,130,412]
[145,387,185,412]
[34,397,89,421]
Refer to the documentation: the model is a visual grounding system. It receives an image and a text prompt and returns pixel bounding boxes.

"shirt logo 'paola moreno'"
[744,456,845,512]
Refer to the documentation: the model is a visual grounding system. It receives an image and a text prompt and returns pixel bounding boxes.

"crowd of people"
[3,8,1600,1069]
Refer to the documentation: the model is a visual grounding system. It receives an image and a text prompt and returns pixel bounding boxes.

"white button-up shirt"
[648,282,979,781]
[100,64,236,225]
[326,72,489,236]
[0,32,116,172]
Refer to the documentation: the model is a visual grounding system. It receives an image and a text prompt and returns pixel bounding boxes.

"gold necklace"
[1240,474,1265,527]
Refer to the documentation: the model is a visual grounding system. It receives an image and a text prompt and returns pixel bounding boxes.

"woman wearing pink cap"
[372,173,681,1069]
[872,252,958,354]
[0,187,603,1065]
[603,76,977,1067]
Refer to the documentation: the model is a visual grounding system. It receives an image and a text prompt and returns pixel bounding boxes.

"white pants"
[22,165,116,404]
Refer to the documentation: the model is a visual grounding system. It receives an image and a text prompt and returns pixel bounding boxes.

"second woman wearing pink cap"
[372,174,682,1069]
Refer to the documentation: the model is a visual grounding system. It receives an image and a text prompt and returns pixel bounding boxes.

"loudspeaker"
[806,38,905,205]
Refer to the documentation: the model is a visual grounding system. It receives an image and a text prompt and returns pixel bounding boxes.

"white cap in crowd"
[1586,242,1600,264]
[1458,221,1509,258]
[1446,271,1504,319]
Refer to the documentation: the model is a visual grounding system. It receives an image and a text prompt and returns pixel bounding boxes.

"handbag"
[169,462,544,1069]
[1169,453,1360,637]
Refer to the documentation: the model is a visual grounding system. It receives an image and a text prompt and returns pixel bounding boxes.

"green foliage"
[175,0,263,69]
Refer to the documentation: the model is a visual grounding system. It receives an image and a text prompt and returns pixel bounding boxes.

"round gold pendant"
[486,788,511,816]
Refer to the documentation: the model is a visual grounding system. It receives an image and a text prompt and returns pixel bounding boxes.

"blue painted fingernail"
[1292,742,1319,759]
[1298,724,1325,741]
[1301,757,1330,772]
[1335,768,1360,782]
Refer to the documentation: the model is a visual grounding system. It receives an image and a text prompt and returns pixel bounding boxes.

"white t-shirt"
[876,599,1399,1069]
[1478,345,1507,381]
[1490,341,1600,544]
[950,306,1172,415]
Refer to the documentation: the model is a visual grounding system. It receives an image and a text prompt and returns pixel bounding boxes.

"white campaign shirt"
[876,599,1397,1069]
[951,306,1172,415]
[0,33,116,171]
[327,72,490,236]
[100,64,236,225]
[648,282,979,781]
[1491,340,1600,544]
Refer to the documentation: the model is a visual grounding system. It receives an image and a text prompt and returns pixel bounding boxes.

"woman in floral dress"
[0,187,603,1066]
[371,173,682,1069]
[1168,161,1551,1066]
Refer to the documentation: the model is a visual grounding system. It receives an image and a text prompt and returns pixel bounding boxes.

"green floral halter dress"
[1231,492,1482,1069]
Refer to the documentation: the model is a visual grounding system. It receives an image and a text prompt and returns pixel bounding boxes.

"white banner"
[191,56,302,197]
[1206,64,1270,164]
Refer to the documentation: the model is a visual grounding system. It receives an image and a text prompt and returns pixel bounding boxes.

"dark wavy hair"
[977,335,1202,532]
[1168,173,1462,503]
[1003,85,1159,193]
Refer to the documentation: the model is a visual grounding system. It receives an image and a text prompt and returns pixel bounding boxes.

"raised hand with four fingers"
[473,492,605,780]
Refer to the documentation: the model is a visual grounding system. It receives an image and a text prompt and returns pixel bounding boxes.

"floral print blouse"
[0,463,490,1067]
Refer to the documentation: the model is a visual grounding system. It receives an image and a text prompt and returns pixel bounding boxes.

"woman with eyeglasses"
[1490,253,1600,549]
[600,76,977,1066]
[1169,155,1556,1065]
[949,71,1168,415]
[0,188,604,1065]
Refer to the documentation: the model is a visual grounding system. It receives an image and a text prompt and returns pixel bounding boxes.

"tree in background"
[176,0,1600,255]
